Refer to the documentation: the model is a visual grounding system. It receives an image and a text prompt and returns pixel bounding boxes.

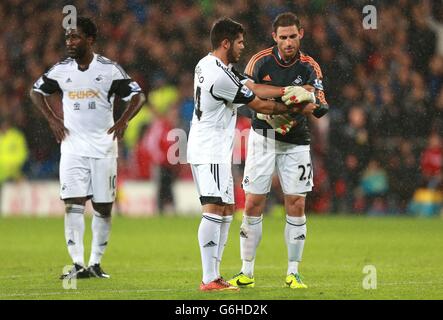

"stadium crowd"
[1,0,443,215]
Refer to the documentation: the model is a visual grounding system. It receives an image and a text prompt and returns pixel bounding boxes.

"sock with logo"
[64,204,85,266]
[198,213,222,284]
[88,210,112,267]
[240,215,263,278]
[285,215,307,275]
[216,215,233,278]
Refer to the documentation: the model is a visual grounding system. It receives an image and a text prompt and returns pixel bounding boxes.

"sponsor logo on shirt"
[68,90,99,99]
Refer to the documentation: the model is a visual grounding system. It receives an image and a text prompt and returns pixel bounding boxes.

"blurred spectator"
[143,106,180,214]
[360,159,389,214]
[0,118,28,183]
[386,140,420,213]
[420,131,443,188]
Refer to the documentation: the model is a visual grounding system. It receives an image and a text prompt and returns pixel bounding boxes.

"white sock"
[216,215,233,277]
[88,211,112,267]
[64,204,85,266]
[240,215,263,278]
[285,215,307,275]
[198,213,222,284]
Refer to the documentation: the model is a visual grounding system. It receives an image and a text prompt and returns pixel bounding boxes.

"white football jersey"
[32,53,142,158]
[187,54,255,164]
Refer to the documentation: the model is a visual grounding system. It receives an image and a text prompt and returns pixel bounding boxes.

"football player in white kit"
[30,17,145,279]
[187,18,313,291]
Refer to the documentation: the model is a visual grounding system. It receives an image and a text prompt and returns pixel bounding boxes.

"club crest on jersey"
[94,75,104,83]
[292,75,303,85]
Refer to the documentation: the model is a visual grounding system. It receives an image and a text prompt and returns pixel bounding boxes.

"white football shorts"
[190,163,234,205]
[242,129,314,195]
[59,153,117,203]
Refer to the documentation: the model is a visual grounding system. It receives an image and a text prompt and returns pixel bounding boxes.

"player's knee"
[65,198,87,212]
[285,195,306,216]
[92,202,113,217]
[245,194,266,216]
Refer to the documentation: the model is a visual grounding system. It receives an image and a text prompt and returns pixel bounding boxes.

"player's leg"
[87,158,117,278]
[277,149,313,288]
[215,165,235,278]
[88,201,112,278]
[191,164,238,291]
[59,154,91,279]
[216,203,234,278]
[283,194,308,288]
[229,130,275,287]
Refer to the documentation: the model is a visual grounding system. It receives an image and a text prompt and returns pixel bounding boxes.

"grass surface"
[0,214,442,300]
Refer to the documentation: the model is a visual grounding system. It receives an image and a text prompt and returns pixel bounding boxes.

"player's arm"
[213,70,293,116]
[246,96,292,115]
[106,65,146,140]
[300,60,329,118]
[108,92,146,140]
[232,66,286,99]
[29,75,68,143]
[235,60,314,102]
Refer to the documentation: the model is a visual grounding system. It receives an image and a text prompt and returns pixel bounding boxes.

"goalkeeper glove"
[282,86,316,106]
[256,113,295,135]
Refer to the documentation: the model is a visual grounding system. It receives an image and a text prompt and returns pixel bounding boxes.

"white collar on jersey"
[208,52,233,69]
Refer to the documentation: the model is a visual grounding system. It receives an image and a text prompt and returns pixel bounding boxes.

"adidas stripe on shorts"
[190,163,234,205]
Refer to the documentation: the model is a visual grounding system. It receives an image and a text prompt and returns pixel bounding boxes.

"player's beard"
[68,46,86,59]
[227,46,239,64]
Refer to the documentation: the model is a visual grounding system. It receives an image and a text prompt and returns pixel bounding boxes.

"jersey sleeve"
[109,64,142,102]
[305,60,329,118]
[212,69,255,105]
[32,67,61,96]
[231,66,250,85]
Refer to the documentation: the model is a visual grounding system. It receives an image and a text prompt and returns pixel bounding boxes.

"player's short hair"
[210,18,244,50]
[76,17,98,41]
[272,12,302,32]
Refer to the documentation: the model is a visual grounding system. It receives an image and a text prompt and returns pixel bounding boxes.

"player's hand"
[282,86,315,106]
[108,118,128,140]
[48,116,68,143]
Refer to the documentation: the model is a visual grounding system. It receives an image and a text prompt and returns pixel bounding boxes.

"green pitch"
[0,214,442,300]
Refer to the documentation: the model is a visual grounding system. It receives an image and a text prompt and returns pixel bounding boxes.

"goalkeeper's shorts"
[242,130,313,195]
